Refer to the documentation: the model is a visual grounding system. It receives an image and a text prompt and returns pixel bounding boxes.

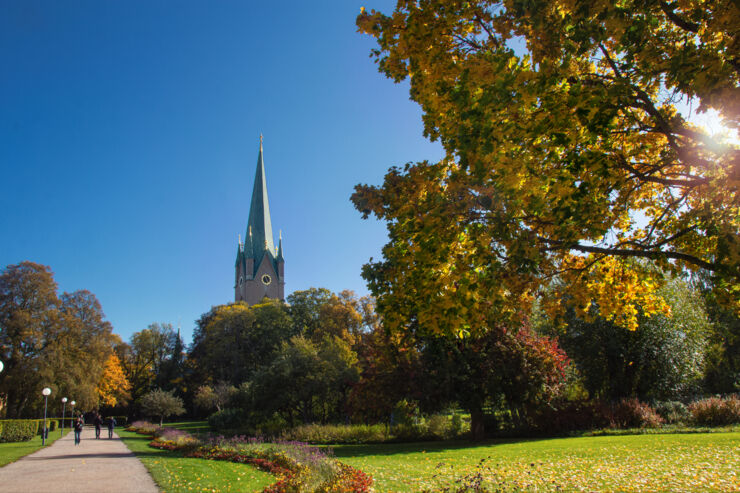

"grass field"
[130,422,740,492]
[334,432,740,492]
[0,430,67,467]
[118,428,275,493]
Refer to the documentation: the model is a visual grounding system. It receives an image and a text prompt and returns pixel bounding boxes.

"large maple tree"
[353,0,739,335]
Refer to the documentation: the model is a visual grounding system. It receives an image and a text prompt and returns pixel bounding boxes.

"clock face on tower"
[261,274,272,285]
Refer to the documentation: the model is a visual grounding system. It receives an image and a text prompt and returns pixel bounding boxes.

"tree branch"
[540,237,719,273]
[659,1,700,33]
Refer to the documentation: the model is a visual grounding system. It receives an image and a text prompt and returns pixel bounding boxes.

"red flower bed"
[186,447,293,479]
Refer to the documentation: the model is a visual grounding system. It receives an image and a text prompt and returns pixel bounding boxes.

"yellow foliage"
[97,353,132,407]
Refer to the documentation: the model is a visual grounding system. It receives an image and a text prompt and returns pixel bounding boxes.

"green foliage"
[416,324,569,438]
[547,277,711,401]
[689,396,740,426]
[248,335,360,426]
[193,383,237,413]
[139,389,185,426]
[189,300,295,386]
[653,401,690,425]
[700,277,740,393]
[117,323,178,404]
[0,420,39,442]
[207,408,246,433]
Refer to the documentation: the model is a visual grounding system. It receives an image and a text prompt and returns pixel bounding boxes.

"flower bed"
[130,422,373,492]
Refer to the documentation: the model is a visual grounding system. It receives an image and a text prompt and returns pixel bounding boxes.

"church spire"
[246,135,275,263]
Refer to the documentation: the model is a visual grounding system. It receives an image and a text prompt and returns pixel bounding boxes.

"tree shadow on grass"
[330,437,561,459]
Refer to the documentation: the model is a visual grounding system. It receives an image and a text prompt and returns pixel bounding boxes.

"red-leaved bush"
[689,395,740,426]
[610,398,664,428]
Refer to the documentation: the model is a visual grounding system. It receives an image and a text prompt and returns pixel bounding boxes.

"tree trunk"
[160,416,164,427]
[470,408,485,441]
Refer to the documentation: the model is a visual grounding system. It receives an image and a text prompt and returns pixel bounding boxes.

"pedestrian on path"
[107,416,116,439]
[73,416,83,445]
[93,412,103,439]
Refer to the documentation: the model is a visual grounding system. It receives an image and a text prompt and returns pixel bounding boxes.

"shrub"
[528,401,612,433]
[0,420,38,442]
[393,422,427,440]
[426,414,453,440]
[283,423,389,444]
[654,401,689,424]
[450,413,464,436]
[611,398,664,428]
[208,408,247,432]
[127,420,162,435]
[689,396,740,426]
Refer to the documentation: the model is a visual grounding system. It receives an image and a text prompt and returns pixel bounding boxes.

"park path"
[0,426,159,493]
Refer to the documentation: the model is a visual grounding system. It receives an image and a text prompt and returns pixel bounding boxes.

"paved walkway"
[0,427,159,493]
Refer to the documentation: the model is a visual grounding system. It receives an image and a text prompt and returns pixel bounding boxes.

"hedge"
[0,420,39,443]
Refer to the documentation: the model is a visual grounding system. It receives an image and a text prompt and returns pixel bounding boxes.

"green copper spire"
[277,230,284,262]
[246,135,276,264]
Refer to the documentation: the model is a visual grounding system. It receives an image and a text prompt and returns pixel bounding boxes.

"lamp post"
[41,388,51,445]
[61,397,68,437]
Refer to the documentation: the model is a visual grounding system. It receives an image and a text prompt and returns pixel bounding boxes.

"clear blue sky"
[0,1,444,344]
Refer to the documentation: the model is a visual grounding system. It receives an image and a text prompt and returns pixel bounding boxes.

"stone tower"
[235,136,285,305]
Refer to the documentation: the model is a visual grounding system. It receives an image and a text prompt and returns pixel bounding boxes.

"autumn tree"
[354,0,739,337]
[0,262,117,416]
[97,353,132,407]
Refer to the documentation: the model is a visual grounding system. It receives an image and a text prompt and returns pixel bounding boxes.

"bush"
[611,398,664,428]
[528,401,613,433]
[0,420,39,442]
[689,396,740,426]
[654,401,689,424]
[208,408,247,432]
[450,413,464,436]
[426,414,454,440]
[108,415,128,426]
[282,423,389,444]
[127,420,162,435]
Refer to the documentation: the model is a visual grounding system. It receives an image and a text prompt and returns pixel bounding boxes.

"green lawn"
[0,430,67,467]
[118,428,275,493]
[163,420,211,435]
[126,422,740,492]
[333,432,740,492]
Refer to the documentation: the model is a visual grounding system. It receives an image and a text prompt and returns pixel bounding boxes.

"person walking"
[93,412,102,439]
[73,416,83,445]
[107,416,117,439]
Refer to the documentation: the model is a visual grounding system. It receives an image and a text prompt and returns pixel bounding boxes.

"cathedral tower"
[235,136,285,304]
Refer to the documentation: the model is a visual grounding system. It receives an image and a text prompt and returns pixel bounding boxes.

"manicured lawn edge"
[126,424,374,493]
[0,430,69,467]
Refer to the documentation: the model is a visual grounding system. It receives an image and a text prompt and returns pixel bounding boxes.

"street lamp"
[41,388,51,445]
[61,397,68,437]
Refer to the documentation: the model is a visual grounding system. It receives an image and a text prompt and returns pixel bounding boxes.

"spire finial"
[279,229,282,240]
[260,133,263,148]
[238,233,242,244]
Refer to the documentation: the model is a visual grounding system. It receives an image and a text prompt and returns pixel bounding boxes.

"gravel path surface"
[0,427,159,493]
